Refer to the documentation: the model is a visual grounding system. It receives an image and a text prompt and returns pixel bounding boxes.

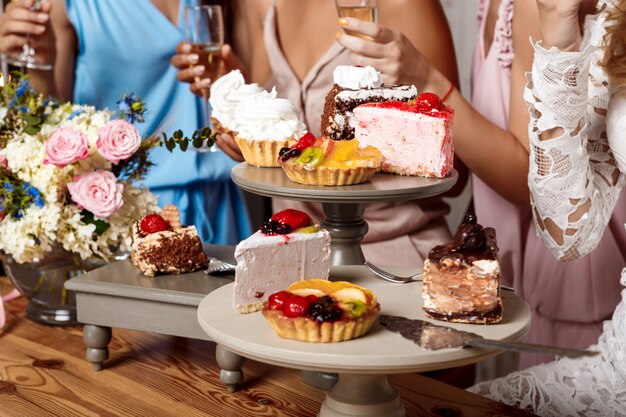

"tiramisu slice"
[422,213,502,324]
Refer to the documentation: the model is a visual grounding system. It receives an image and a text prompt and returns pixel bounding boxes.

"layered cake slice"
[354,92,454,178]
[131,205,209,277]
[321,65,417,140]
[233,209,331,313]
[422,213,503,324]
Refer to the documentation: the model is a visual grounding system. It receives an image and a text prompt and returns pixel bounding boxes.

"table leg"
[319,373,405,417]
[321,202,368,266]
[83,324,112,372]
[215,344,245,393]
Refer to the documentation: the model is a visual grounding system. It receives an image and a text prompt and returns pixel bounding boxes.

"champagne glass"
[5,0,53,71]
[335,0,378,40]
[185,4,224,152]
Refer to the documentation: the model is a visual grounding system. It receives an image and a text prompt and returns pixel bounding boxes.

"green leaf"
[173,129,183,140]
[180,138,189,151]
[192,136,204,148]
[165,138,175,152]
[80,210,111,235]
[24,125,40,135]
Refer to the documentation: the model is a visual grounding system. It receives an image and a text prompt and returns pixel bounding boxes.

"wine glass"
[185,4,224,152]
[334,0,378,40]
[5,0,53,71]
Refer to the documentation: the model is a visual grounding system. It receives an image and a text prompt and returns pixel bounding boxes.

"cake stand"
[198,266,532,417]
[231,164,458,266]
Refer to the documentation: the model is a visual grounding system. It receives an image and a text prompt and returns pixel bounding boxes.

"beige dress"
[263,4,452,268]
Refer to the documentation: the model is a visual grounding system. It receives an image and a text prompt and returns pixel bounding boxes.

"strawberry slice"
[292,132,316,151]
[271,209,312,231]
[140,213,170,234]
[268,291,292,310]
[283,294,312,318]
[415,92,443,110]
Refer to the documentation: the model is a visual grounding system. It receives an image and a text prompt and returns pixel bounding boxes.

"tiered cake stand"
[231,164,459,265]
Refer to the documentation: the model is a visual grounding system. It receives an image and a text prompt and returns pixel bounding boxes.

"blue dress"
[66,0,252,244]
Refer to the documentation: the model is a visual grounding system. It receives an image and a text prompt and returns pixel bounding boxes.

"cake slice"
[353,93,454,178]
[233,209,331,313]
[422,213,502,324]
[131,205,209,277]
[321,65,417,140]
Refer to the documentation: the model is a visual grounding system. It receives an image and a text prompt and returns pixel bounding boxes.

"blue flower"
[3,182,14,193]
[69,109,83,120]
[15,80,29,98]
[116,92,146,124]
[34,197,44,208]
[16,209,23,219]
[25,184,40,198]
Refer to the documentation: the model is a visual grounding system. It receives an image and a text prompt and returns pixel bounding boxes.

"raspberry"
[271,209,312,231]
[415,92,443,110]
[292,132,316,150]
[140,213,170,234]
[283,294,311,318]
[268,291,292,310]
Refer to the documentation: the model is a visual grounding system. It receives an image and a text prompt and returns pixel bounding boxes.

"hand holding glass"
[6,0,53,71]
[184,5,224,152]
[335,0,378,39]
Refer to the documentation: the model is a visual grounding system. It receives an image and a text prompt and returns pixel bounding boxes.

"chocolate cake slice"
[422,213,503,324]
[321,83,417,140]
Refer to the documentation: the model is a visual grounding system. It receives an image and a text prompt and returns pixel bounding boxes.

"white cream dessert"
[209,69,264,134]
[130,205,209,277]
[353,93,454,178]
[234,88,307,167]
[321,65,417,140]
[422,213,503,324]
[233,209,331,314]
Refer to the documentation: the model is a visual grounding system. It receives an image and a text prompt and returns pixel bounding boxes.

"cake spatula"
[379,315,599,359]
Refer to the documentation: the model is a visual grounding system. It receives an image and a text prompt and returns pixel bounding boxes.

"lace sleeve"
[525,42,625,260]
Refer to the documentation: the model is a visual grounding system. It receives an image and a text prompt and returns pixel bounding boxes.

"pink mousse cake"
[233,209,331,313]
[353,93,454,178]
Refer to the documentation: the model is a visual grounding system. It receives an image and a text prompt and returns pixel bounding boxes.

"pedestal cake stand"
[231,163,458,266]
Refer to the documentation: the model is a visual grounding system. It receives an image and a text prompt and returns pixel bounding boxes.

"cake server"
[379,315,600,359]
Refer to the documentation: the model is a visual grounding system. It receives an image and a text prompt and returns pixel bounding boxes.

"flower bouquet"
[0,73,215,325]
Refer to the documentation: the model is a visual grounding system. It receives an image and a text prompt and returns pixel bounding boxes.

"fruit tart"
[262,279,381,342]
[278,133,382,186]
[130,205,209,277]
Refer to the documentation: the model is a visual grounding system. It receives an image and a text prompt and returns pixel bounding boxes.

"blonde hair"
[603,0,626,86]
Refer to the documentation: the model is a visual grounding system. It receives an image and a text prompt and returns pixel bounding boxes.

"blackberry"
[260,220,292,235]
[313,307,343,323]
[306,296,334,318]
[279,148,302,162]
[278,147,290,157]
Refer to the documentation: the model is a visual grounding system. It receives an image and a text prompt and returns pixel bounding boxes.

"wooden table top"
[0,277,537,417]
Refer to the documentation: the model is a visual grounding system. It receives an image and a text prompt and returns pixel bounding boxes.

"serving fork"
[364,261,422,283]
[205,257,237,275]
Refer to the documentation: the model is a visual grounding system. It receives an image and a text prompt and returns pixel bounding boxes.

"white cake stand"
[198,266,532,417]
[231,164,458,265]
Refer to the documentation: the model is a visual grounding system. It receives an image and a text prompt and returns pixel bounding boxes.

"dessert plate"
[379,315,599,358]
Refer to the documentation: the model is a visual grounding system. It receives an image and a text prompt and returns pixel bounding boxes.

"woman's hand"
[0,0,56,66]
[535,0,593,52]
[171,42,248,97]
[215,132,244,162]
[335,17,435,90]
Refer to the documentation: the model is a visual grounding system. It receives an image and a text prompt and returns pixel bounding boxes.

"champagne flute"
[5,0,53,71]
[335,0,378,40]
[185,4,224,152]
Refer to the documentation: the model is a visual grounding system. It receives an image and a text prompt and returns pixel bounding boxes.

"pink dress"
[472,0,626,368]
[262,3,452,268]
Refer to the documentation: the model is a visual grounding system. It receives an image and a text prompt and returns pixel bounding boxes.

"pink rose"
[0,151,7,169]
[96,119,142,164]
[67,170,124,219]
[43,128,90,167]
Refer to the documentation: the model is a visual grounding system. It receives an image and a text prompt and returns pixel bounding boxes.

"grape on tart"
[130,205,209,277]
[278,132,382,186]
[262,279,381,343]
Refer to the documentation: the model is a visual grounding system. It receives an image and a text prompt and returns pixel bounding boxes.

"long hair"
[602,0,626,86]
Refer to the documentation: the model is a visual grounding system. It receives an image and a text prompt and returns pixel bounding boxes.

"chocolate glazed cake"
[321,83,417,140]
[422,213,503,324]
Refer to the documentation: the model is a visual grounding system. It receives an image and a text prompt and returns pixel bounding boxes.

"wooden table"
[0,282,537,417]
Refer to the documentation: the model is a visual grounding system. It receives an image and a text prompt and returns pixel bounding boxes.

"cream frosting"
[209,70,264,131]
[234,88,307,141]
[333,65,382,90]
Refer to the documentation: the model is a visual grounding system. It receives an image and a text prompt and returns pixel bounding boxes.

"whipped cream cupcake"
[234,88,307,167]
[209,70,264,135]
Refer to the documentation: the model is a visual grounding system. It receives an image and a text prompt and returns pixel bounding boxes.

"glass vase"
[1,248,101,326]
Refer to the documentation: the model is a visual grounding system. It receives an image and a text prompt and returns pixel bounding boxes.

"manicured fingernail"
[199,78,212,87]
[193,65,205,75]
[182,43,191,53]
[35,25,45,34]
[37,13,49,22]
[338,18,349,26]
[187,54,199,64]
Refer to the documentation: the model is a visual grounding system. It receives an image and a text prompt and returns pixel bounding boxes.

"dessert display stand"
[198,266,532,417]
[64,245,245,392]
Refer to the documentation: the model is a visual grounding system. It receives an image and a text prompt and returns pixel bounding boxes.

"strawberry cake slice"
[353,92,454,178]
[130,205,208,277]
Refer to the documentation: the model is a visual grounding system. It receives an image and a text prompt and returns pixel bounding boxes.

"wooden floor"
[0,281,536,417]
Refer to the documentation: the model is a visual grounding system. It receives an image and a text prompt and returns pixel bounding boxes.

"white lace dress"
[469,3,626,416]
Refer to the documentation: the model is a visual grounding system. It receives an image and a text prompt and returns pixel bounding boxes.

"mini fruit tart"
[278,133,382,186]
[261,279,381,342]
